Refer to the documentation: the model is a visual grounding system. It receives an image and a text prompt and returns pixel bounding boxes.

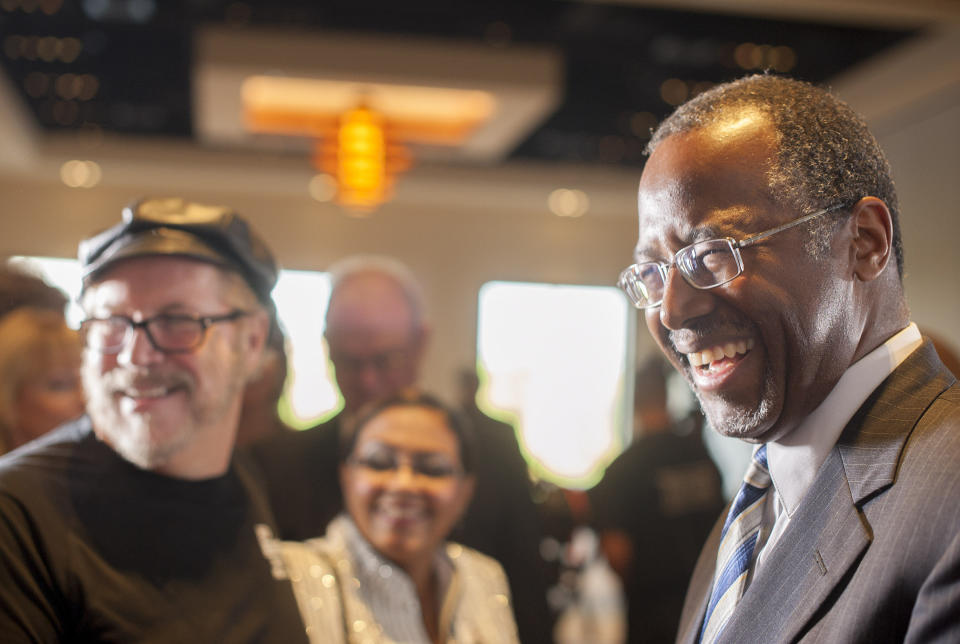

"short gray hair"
[648,74,903,279]
[325,255,426,330]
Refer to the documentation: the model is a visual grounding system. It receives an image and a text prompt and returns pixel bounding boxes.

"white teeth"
[377,501,425,521]
[686,338,754,368]
[125,387,169,398]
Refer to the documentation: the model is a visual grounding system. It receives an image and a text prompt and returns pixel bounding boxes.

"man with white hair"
[249,255,554,643]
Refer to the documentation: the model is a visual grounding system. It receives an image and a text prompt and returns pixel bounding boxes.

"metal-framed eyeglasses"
[619,204,846,309]
[80,310,250,354]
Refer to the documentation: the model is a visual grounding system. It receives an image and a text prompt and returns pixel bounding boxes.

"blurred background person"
[588,358,724,644]
[249,255,552,643]
[0,262,79,455]
[258,391,520,644]
[0,307,84,454]
[0,307,83,452]
[553,524,627,644]
[0,262,69,319]
[249,256,428,540]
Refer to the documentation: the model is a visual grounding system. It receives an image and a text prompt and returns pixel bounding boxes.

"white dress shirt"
[753,322,923,572]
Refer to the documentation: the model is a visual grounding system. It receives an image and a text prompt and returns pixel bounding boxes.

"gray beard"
[89,400,187,470]
[693,364,778,442]
[81,365,194,470]
[81,361,244,472]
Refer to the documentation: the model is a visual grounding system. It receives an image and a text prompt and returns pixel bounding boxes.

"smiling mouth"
[118,383,187,401]
[686,338,755,372]
[376,498,428,523]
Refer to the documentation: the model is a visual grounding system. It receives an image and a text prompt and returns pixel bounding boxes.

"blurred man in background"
[249,255,553,643]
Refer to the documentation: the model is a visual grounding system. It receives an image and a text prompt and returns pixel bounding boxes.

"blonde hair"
[0,308,82,452]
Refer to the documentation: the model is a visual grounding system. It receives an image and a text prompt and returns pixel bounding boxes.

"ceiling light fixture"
[241,76,494,212]
[194,27,562,213]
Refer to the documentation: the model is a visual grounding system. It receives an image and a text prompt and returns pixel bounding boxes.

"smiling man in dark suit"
[619,74,960,643]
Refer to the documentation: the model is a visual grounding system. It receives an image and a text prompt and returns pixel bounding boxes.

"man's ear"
[849,196,894,282]
[243,308,271,375]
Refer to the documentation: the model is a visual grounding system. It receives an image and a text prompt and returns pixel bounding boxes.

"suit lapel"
[718,341,954,643]
[836,341,954,506]
[717,449,869,643]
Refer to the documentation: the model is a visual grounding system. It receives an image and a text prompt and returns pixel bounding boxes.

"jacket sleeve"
[906,528,960,644]
[0,491,65,643]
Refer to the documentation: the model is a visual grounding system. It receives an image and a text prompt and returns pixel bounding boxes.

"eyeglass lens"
[83,316,208,353]
[620,238,743,307]
[681,239,743,286]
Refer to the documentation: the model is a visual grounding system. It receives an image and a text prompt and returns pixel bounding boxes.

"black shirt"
[0,417,307,643]
[589,426,725,644]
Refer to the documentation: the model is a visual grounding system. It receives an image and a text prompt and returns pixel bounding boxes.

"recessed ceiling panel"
[193,27,563,163]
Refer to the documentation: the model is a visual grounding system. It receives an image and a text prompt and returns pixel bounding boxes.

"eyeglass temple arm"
[735,204,847,249]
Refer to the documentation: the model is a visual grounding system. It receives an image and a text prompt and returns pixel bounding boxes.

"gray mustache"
[100,368,192,392]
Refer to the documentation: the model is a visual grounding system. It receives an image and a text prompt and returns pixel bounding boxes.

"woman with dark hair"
[258,391,520,644]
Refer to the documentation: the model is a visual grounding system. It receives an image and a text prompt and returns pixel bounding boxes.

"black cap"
[78,197,278,303]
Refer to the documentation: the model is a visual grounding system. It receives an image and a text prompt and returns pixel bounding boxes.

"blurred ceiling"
[2,0,948,170]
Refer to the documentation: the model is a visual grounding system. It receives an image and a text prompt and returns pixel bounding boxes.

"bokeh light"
[59,160,101,188]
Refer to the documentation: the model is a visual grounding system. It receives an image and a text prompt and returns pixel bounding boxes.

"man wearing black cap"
[0,198,307,642]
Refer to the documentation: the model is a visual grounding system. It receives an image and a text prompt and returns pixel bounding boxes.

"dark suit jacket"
[677,340,960,643]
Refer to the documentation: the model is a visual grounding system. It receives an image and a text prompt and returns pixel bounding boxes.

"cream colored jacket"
[258,515,521,644]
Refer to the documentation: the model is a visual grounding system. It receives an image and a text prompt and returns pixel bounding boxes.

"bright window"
[476,281,636,489]
[9,257,340,429]
[270,269,340,428]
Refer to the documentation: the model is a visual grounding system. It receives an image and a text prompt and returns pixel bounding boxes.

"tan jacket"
[259,515,521,644]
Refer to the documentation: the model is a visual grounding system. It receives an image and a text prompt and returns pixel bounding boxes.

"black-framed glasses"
[618,204,846,309]
[80,310,250,354]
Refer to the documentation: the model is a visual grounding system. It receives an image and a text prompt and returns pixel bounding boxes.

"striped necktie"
[699,444,771,643]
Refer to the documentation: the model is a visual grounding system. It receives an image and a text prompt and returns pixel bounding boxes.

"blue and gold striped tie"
[699,444,771,643]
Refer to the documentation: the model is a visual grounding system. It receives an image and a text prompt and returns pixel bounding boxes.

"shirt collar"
[767,322,922,516]
[333,513,455,603]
